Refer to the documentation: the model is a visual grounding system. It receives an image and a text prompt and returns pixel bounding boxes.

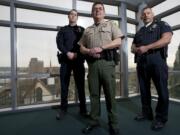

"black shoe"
[151,120,165,131]
[82,124,99,134]
[109,127,120,135]
[56,110,67,120]
[134,113,153,121]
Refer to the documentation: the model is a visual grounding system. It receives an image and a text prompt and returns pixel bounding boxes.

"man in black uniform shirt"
[56,9,88,119]
[131,7,173,131]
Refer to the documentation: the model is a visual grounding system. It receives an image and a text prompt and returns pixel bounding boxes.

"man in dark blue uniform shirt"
[56,9,88,119]
[131,7,173,131]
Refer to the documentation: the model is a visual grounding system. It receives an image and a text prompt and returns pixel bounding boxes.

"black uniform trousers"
[60,60,86,113]
[137,51,169,123]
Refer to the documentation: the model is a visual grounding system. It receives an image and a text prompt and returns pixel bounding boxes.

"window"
[78,16,94,28]
[18,0,72,9]
[0,27,11,108]
[127,23,136,34]
[104,4,118,15]
[77,1,118,15]
[152,0,180,15]
[128,38,138,95]
[162,12,180,27]
[128,38,136,69]
[0,5,10,20]
[127,9,135,19]
[17,8,68,26]
[168,30,180,100]
[17,29,62,106]
[77,1,93,12]
[167,30,180,67]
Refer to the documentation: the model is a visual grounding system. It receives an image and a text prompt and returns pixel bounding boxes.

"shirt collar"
[68,24,77,28]
[145,22,153,27]
[93,19,105,27]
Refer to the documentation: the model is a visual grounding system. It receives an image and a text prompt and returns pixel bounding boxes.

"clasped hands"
[67,52,77,60]
[87,47,103,58]
[132,45,149,54]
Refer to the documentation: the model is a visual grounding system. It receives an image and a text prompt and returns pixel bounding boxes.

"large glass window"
[104,4,118,15]
[162,12,180,27]
[78,16,94,28]
[152,0,180,15]
[77,1,118,15]
[167,31,180,67]
[17,29,61,106]
[17,8,68,26]
[77,1,93,12]
[0,27,11,108]
[128,38,138,95]
[127,23,136,34]
[127,9,136,19]
[168,30,180,100]
[0,5,10,20]
[18,0,72,9]
[128,38,136,69]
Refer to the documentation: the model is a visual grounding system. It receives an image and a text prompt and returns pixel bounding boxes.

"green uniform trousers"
[88,59,118,129]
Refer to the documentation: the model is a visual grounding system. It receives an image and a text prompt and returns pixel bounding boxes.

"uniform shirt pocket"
[99,26,112,41]
[85,31,94,48]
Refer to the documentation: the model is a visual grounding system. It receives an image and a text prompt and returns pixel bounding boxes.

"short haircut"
[68,9,78,16]
[91,2,105,13]
[142,6,152,12]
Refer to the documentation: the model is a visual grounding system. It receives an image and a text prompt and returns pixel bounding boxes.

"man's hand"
[87,47,103,58]
[136,46,149,54]
[92,47,103,53]
[131,44,138,54]
[67,52,77,60]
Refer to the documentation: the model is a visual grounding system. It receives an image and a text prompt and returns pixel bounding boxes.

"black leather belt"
[145,49,159,55]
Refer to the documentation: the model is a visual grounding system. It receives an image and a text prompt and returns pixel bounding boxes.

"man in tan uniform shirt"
[78,2,124,135]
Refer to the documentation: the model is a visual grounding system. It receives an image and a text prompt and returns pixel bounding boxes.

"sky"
[0,0,179,68]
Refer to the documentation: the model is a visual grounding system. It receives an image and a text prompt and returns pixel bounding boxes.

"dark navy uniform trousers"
[60,60,86,113]
[137,51,169,123]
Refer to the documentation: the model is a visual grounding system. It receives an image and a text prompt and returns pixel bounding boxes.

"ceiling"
[80,0,166,11]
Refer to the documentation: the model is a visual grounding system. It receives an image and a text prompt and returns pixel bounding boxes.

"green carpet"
[0,97,179,135]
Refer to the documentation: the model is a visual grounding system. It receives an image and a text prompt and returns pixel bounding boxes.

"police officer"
[131,7,173,131]
[56,9,88,119]
[79,2,124,135]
